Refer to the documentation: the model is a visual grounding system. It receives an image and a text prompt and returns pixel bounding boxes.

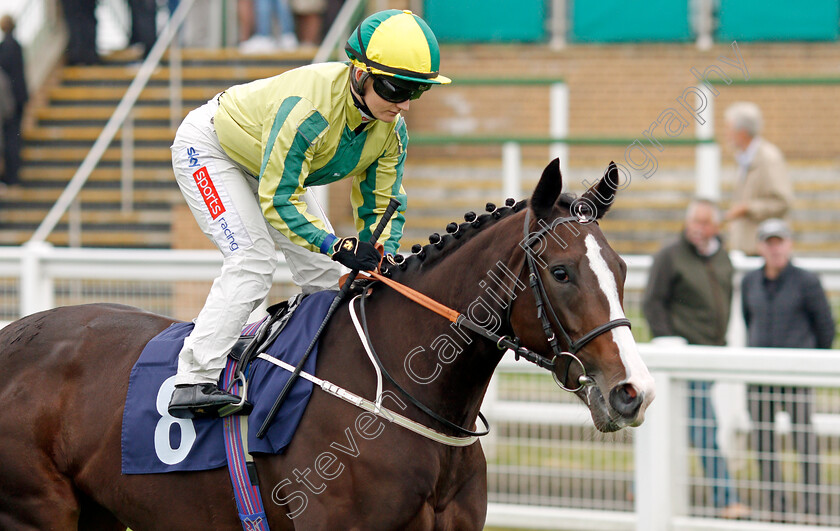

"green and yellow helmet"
[345,10,450,85]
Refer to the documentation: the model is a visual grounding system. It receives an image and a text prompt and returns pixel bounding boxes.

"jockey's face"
[357,71,410,123]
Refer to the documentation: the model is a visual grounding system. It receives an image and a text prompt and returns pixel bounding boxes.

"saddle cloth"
[121,290,336,474]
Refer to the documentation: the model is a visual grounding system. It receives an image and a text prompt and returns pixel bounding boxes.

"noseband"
[515,210,632,392]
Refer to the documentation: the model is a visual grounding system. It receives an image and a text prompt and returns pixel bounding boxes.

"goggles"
[371,75,431,103]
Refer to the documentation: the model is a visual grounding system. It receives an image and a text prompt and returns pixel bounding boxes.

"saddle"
[219,293,306,417]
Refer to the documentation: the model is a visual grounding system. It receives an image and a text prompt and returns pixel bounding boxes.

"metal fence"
[484,346,840,531]
[1,245,840,530]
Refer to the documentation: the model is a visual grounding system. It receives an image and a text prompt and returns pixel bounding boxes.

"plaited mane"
[388,194,578,278]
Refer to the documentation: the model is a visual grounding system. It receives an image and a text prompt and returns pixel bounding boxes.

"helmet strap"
[349,68,375,122]
[350,66,369,96]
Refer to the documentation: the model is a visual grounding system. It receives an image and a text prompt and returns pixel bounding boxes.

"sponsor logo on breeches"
[193,166,226,220]
[188,146,240,253]
[219,216,239,252]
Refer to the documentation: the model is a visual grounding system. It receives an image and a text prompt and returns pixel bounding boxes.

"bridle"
[516,210,632,392]
[353,207,632,436]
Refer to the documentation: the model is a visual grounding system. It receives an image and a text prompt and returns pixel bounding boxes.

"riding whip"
[256,197,401,438]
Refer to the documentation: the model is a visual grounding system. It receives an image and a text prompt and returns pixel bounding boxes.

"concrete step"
[20,166,173,182]
[27,126,175,143]
[48,85,224,104]
[35,105,186,126]
[61,64,301,84]
[22,145,172,164]
[0,186,180,204]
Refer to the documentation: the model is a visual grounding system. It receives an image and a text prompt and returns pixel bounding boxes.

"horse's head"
[510,159,655,432]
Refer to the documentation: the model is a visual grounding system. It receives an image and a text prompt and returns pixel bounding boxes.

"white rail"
[1,246,839,530]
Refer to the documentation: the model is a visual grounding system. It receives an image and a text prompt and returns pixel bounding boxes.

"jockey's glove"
[331,236,380,271]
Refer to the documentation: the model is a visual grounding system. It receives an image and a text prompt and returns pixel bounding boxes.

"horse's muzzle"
[608,382,645,421]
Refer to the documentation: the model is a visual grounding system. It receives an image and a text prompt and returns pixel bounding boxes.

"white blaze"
[584,235,654,390]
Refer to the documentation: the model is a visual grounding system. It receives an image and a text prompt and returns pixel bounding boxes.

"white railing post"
[694,0,714,51]
[69,198,81,248]
[549,0,567,50]
[549,82,569,166]
[727,250,749,348]
[20,241,55,317]
[502,142,521,200]
[224,0,238,47]
[695,84,720,200]
[121,109,134,213]
[635,371,679,531]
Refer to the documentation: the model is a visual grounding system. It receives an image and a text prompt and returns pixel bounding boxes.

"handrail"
[313,0,367,64]
[27,0,196,244]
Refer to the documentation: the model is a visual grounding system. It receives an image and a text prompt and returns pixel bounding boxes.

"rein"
[358,211,631,393]
[341,209,633,440]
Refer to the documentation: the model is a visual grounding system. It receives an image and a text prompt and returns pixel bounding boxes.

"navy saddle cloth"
[121,290,336,474]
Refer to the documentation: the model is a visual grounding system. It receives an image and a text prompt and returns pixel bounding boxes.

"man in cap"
[742,218,834,521]
[167,9,450,418]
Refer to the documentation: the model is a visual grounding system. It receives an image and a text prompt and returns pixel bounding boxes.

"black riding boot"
[168,383,241,419]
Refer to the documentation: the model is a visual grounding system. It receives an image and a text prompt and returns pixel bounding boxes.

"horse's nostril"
[609,383,643,418]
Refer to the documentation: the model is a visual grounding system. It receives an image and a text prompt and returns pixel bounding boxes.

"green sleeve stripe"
[395,117,408,154]
[386,151,407,254]
[385,119,408,253]
[260,96,301,179]
[357,159,379,244]
[357,155,407,254]
[266,101,330,248]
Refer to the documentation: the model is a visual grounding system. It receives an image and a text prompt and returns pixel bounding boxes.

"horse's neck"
[381,215,524,426]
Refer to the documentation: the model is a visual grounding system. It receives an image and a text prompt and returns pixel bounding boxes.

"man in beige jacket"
[724,102,793,255]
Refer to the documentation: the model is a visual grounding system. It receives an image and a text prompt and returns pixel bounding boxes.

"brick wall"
[404,42,840,166]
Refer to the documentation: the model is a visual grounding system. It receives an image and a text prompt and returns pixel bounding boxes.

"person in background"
[291,0,325,48]
[60,0,100,65]
[127,0,157,60]
[0,14,28,189]
[239,0,298,52]
[643,198,750,519]
[322,0,344,32]
[0,67,13,190]
[167,10,450,418]
[724,102,793,256]
[742,218,834,522]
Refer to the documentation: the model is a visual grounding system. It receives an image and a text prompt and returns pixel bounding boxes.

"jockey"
[168,9,450,419]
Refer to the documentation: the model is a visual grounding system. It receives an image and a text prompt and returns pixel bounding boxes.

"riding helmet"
[345,10,451,85]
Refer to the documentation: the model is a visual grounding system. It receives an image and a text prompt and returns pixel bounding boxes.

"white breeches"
[171,96,342,385]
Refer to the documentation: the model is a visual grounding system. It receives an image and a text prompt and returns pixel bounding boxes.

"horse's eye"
[551,266,569,283]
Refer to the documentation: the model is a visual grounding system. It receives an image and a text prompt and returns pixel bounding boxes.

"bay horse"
[0,159,654,530]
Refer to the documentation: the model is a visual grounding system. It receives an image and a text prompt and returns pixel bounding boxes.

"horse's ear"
[530,158,563,219]
[580,161,620,220]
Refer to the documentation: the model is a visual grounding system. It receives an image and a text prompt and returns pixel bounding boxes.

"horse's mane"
[389,193,577,278]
